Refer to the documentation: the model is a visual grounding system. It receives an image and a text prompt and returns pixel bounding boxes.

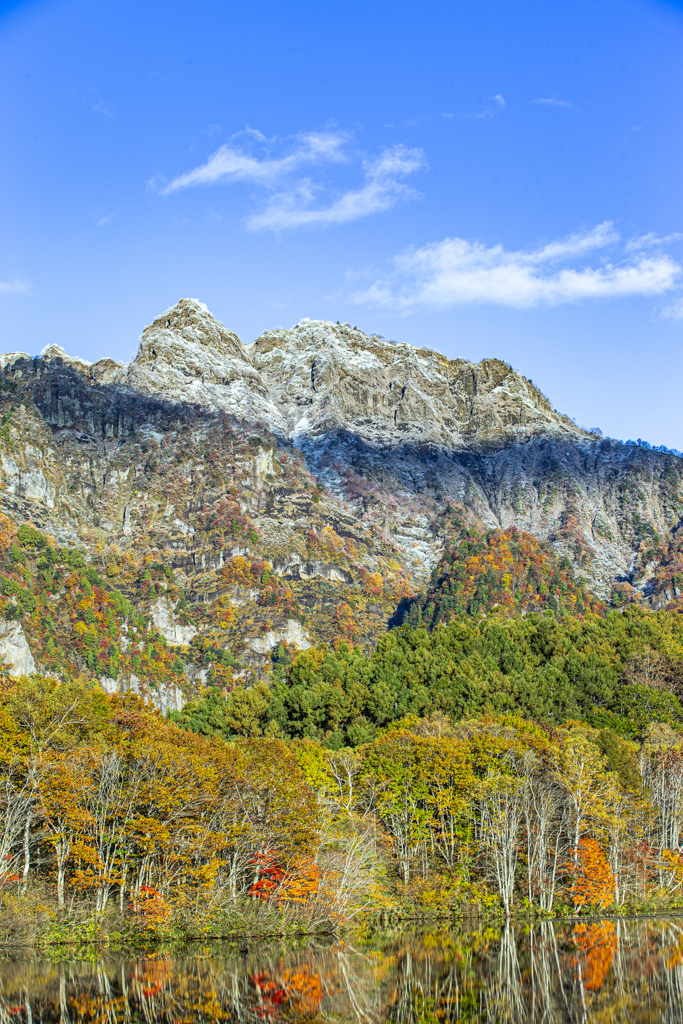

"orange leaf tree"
[570,837,615,910]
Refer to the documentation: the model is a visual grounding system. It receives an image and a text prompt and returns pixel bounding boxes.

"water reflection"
[1,917,683,1022]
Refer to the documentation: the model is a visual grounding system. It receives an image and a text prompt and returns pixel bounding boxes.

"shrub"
[17,525,46,549]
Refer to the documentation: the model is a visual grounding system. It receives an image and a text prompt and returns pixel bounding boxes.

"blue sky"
[1,0,683,445]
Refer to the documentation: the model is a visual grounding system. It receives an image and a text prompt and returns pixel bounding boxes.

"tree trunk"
[21,810,31,895]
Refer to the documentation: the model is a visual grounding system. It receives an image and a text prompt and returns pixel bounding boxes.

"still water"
[1,917,683,1023]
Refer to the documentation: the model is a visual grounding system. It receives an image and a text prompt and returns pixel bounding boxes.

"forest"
[4,521,683,946]
[176,603,683,746]
[4,667,683,947]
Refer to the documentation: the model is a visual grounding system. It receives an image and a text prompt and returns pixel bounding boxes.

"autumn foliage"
[570,838,615,910]
[572,921,618,991]
[407,525,604,627]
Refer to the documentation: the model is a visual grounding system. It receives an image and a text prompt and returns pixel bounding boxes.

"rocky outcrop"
[112,299,285,429]
[100,673,184,714]
[78,300,588,453]
[150,597,198,646]
[246,619,311,655]
[0,620,36,676]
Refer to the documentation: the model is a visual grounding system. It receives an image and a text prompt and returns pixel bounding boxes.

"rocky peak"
[21,302,591,453]
[250,318,586,450]
[135,298,247,372]
[40,345,92,375]
[115,299,284,426]
[0,298,680,700]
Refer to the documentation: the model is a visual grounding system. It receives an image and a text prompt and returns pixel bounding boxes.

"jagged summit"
[24,298,588,453]
[250,317,586,449]
[139,298,247,366]
[106,298,284,428]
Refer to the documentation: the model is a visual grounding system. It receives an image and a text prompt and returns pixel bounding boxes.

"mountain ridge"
[0,297,680,705]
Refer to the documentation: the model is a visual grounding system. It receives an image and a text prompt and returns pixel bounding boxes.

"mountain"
[0,297,681,705]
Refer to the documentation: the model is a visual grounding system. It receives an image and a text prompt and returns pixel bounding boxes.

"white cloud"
[350,224,681,310]
[158,130,426,232]
[529,221,619,262]
[247,145,426,232]
[625,231,683,252]
[532,97,574,109]
[0,278,30,295]
[160,130,350,194]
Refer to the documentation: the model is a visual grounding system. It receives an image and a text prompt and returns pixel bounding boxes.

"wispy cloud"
[247,146,426,232]
[625,231,683,252]
[662,297,683,320]
[158,129,426,232]
[160,131,350,194]
[349,223,681,310]
[0,278,31,296]
[532,97,575,109]
[458,94,506,120]
[91,99,115,118]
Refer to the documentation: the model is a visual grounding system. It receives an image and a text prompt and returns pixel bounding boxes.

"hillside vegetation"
[406,524,605,625]
[4,515,683,944]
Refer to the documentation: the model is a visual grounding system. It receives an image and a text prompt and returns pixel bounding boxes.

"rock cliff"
[0,298,679,704]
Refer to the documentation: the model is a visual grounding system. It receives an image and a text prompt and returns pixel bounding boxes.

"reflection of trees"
[481,921,524,1023]
[4,918,683,1023]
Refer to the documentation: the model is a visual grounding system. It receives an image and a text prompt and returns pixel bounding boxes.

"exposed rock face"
[0,620,36,676]
[250,320,584,450]
[0,297,681,693]
[112,299,284,428]
[150,597,198,646]
[90,301,587,452]
[247,619,311,655]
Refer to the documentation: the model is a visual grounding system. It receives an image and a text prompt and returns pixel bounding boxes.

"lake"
[1,917,682,1022]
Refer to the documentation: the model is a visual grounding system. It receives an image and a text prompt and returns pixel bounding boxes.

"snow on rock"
[110,298,288,430]
[247,618,311,654]
[0,620,36,676]
[0,297,676,602]
[248,318,587,449]
[40,345,92,374]
[0,353,32,370]
[31,299,586,453]
[150,597,197,645]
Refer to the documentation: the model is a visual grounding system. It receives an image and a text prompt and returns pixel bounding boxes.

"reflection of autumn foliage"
[250,966,323,1018]
[132,957,174,998]
[572,921,617,991]
[570,838,615,910]
[7,919,683,1024]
